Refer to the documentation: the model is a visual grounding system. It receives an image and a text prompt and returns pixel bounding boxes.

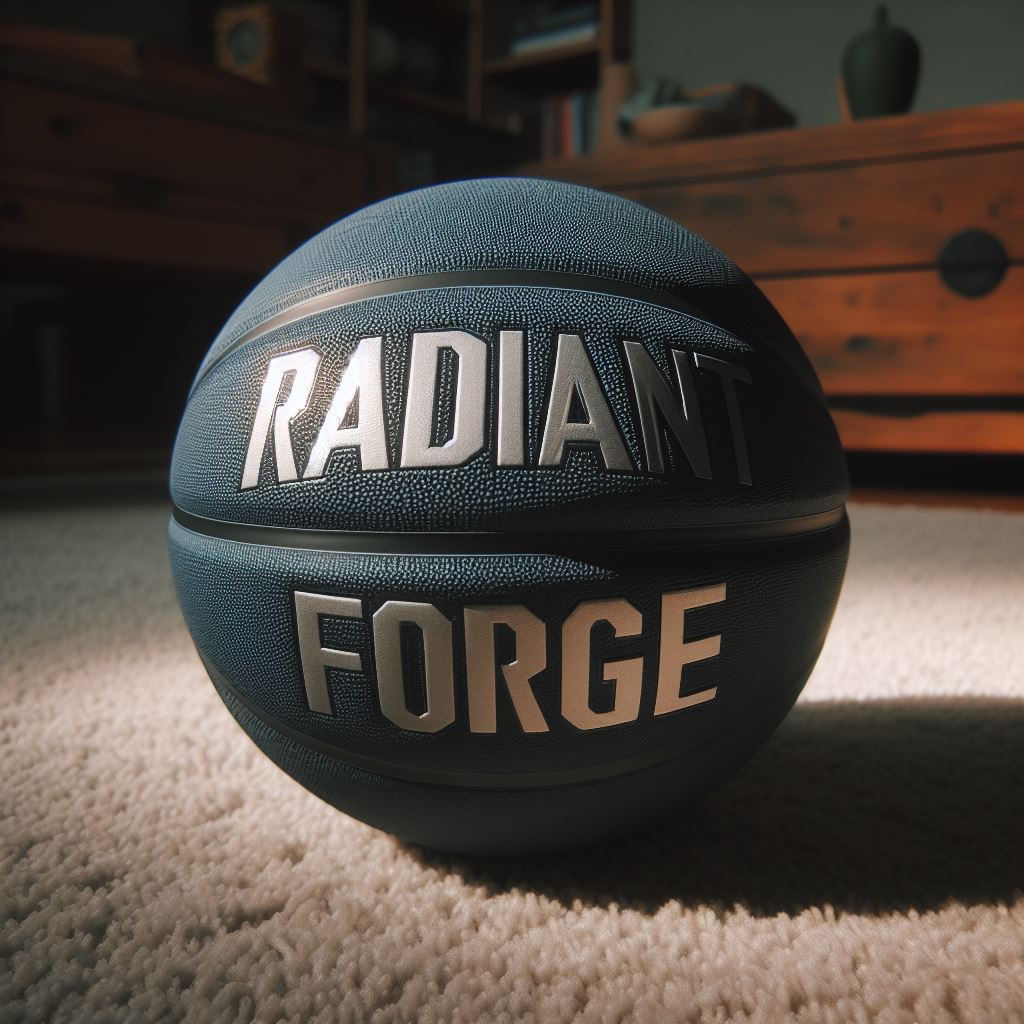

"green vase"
[841,5,920,119]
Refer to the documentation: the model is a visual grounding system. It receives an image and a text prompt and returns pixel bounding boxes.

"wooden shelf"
[370,79,467,119]
[383,0,471,25]
[482,39,602,94]
[302,55,349,84]
[483,39,601,75]
[471,1,631,158]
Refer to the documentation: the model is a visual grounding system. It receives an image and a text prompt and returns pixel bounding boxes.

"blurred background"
[1,0,1021,497]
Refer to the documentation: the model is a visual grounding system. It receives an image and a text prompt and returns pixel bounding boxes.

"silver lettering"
[695,355,753,486]
[400,330,487,468]
[304,336,388,477]
[372,600,456,733]
[241,348,321,489]
[561,598,644,730]
[292,584,731,733]
[294,591,364,715]
[654,584,726,716]
[496,330,526,466]
[539,334,632,471]
[624,341,711,479]
[464,604,548,733]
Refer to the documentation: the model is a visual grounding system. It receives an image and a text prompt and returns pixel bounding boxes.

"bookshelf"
[471,0,631,157]
[482,40,602,77]
[217,1,631,163]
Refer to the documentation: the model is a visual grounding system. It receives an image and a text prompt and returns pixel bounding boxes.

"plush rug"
[1,500,1022,1023]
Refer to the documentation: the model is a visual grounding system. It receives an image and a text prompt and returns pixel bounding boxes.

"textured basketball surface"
[169,177,849,856]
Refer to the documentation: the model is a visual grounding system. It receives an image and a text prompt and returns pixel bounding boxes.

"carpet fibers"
[1,501,1022,1023]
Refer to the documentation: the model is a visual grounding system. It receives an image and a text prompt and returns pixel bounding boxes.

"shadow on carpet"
[414,697,1024,917]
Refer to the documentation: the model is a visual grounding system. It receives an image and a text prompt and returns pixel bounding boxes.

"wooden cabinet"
[0,52,391,478]
[0,62,391,277]
[523,102,1024,455]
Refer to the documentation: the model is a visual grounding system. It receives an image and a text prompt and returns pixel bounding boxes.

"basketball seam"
[170,505,849,554]
[206,654,817,791]
[188,269,810,397]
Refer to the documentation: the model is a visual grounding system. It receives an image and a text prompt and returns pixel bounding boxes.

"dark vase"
[841,5,920,119]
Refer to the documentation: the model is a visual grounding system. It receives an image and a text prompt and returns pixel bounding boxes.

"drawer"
[831,409,1023,454]
[619,148,1024,276]
[0,79,368,215]
[0,188,295,274]
[760,267,1024,395]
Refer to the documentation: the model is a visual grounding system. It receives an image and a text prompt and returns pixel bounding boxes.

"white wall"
[633,0,1024,126]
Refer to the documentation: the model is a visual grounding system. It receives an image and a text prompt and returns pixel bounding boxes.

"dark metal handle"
[938,229,1007,298]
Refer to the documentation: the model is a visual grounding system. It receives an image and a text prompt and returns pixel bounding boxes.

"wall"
[634,0,1024,127]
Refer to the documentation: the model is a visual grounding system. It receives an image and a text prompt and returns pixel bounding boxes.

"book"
[540,90,597,160]
[511,3,597,36]
[509,21,598,56]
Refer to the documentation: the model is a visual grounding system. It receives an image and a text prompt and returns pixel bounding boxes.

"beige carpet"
[2,500,1023,1023]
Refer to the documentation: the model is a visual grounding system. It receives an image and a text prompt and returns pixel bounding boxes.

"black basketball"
[169,178,849,856]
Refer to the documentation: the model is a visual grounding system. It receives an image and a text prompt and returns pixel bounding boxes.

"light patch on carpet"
[1,502,1022,1023]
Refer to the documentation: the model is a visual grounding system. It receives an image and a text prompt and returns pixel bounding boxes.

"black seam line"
[205,653,816,790]
[189,270,728,395]
[171,505,847,554]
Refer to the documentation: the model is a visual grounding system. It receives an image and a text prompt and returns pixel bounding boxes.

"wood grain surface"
[524,99,1024,186]
[618,148,1023,275]
[526,102,1024,454]
[760,268,1024,396]
[832,409,1024,454]
[0,80,368,214]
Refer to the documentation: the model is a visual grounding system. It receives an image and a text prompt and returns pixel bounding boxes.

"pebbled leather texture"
[171,287,847,533]
[194,178,822,393]
[212,662,812,857]
[168,178,851,853]
[171,517,848,856]
[169,519,849,778]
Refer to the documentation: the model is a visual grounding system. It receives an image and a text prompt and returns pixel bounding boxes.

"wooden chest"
[525,102,1024,456]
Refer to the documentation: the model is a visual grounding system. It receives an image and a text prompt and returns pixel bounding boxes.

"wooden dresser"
[525,102,1024,456]
[0,44,391,279]
[0,37,392,478]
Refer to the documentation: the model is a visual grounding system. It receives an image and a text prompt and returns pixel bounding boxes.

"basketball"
[168,177,849,856]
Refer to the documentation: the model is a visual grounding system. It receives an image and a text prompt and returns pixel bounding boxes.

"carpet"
[1,500,1022,1023]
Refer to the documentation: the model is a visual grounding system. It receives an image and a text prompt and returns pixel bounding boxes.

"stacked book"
[509,4,598,56]
[540,91,598,159]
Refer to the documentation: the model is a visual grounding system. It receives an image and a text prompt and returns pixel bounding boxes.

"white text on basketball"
[294,585,725,733]
[239,330,754,488]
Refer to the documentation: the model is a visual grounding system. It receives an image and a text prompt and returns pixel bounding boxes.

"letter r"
[241,348,321,489]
